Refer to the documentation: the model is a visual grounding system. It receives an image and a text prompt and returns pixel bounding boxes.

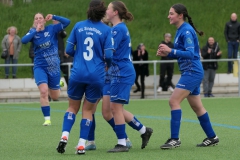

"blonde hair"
[7,26,18,34]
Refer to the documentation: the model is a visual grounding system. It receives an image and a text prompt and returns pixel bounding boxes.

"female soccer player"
[21,13,70,126]
[157,3,219,149]
[56,0,113,155]
[105,1,153,153]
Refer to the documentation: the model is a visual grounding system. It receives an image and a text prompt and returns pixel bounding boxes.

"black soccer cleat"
[196,136,219,147]
[160,138,181,149]
[56,136,68,154]
[107,144,129,153]
[141,127,153,149]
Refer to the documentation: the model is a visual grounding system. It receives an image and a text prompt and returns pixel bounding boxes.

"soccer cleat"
[126,138,132,149]
[42,120,51,126]
[141,127,153,149]
[208,94,215,97]
[56,136,68,154]
[76,146,85,155]
[160,138,181,149]
[85,141,96,150]
[196,136,219,147]
[133,88,141,93]
[204,94,209,97]
[157,87,162,93]
[107,144,129,153]
[60,80,64,87]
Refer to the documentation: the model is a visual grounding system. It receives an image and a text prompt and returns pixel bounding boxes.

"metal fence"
[1,59,240,98]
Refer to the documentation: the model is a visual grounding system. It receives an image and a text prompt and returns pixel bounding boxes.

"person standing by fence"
[1,26,22,79]
[132,43,149,99]
[157,33,174,93]
[52,20,73,86]
[224,13,240,74]
[201,37,221,97]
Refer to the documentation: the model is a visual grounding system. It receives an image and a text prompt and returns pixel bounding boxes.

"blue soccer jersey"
[167,22,203,75]
[110,22,135,85]
[66,20,114,84]
[22,15,70,75]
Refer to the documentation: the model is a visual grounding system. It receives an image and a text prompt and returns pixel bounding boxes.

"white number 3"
[83,37,94,61]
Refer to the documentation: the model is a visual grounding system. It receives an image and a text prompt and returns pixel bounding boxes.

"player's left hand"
[45,14,53,21]
[64,52,69,58]
[156,44,170,57]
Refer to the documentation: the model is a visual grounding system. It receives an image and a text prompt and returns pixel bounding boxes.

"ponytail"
[123,11,134,21]
[186,15,204,36]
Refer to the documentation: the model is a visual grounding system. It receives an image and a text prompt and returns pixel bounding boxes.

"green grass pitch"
[0,98,239,160]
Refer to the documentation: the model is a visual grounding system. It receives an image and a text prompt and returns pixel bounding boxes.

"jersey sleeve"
[52,15,71,33]
[21,28,37,44]
[112,28,123,51]
[168,30,195,59]
[65,24,77,57]
[104,28,114,68]
[104,28,114,51]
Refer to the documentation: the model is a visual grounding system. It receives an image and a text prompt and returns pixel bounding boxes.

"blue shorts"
[67,78,104,103]
[103,83,110,96]
[176,72,203,95]
[34,67,61,90]
[110,83,132,104]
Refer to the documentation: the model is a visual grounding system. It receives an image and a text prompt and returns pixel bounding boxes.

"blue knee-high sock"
[108,118,128,139]
[107,118,115,129]
[87,114,95,141]
[80,119,92,140]
[115,124,126,139]
[198,112,216,138]
[62,112,76,132]
[171,109,182,139]
[41,106,50,117]
[127,116,143,131]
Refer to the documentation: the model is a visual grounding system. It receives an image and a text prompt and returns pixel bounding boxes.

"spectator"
[224,13,240,74]
[60,52,73,86]
[1,26,22,79]
[201,37,221,97]
[29,42,34,78]
[52,20,73,86]
[157,33,174,93]
[132,43,149,99]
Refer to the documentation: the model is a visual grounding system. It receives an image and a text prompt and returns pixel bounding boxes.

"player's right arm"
[21,28,37,44]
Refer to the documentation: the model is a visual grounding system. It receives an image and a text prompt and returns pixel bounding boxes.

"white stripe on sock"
[62,131,69,139]
[139,126,146,134]
[78,138,86,148]
[118,138,126,146]
[44,116,50,120]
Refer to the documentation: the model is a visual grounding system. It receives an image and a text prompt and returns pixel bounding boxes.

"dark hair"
[137,43,144,50]
[87,0,106,21]
[171,3,204,36]
[111,1,134,21]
